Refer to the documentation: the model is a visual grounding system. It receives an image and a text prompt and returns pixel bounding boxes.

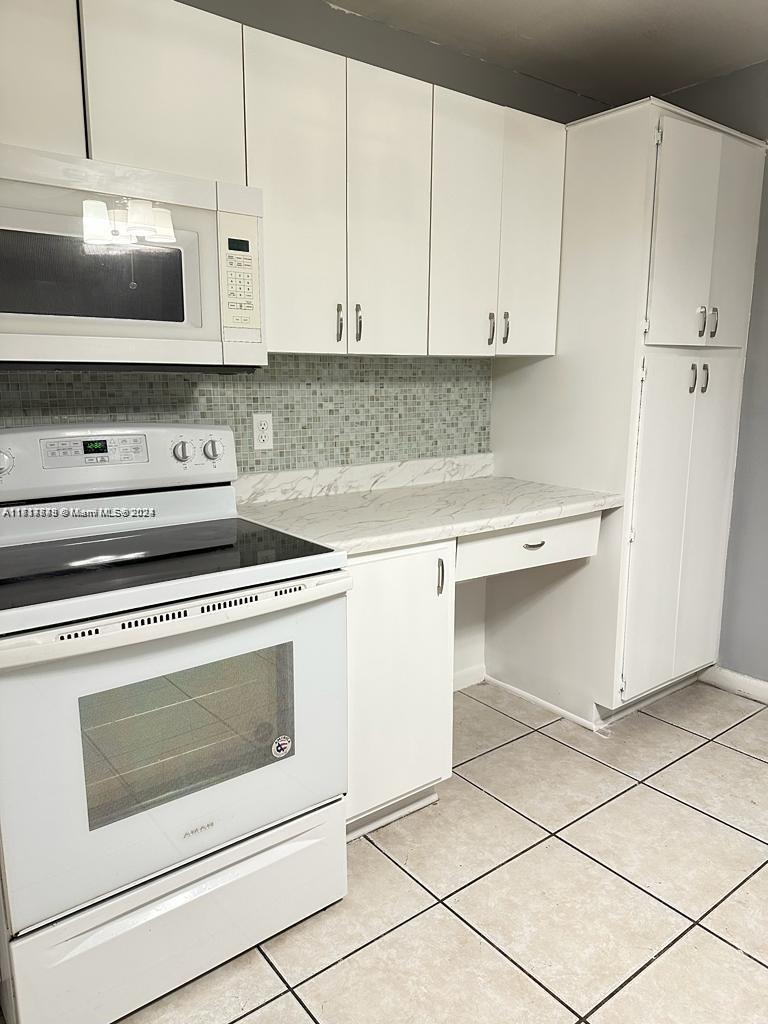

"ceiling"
[327,0,768,104]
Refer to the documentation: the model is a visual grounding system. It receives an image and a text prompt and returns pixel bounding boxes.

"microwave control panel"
[218,212,262,333]
[39,434,149,469]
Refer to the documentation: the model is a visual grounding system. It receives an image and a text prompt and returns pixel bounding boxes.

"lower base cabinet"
[345,541,455,824]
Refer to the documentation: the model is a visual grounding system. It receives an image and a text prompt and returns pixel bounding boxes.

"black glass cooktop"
[0,518,332,613]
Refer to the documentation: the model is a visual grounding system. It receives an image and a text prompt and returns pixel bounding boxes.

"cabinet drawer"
[455,512,601,581]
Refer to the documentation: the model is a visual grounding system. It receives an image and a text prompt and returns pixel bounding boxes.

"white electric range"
[0,423,350,1024]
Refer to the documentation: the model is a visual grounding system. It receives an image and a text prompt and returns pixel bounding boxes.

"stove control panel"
[0,424,237,503]
[40,434,149,469]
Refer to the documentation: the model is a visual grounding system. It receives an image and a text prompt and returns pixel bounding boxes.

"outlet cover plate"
[252,412,273,451]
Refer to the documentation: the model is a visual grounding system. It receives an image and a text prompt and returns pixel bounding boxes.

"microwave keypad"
[225,250,257,328]
[40,435,149,469]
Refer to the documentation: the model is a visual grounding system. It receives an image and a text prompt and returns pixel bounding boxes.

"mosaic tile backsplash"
[0,355,491,473]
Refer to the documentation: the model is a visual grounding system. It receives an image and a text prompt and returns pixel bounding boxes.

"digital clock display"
[82,439,108,454]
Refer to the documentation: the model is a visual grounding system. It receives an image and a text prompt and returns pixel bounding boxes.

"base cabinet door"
[345,542,455,824]
[428,87,504,356]
[622,348,697,699]
[675,348,744,673]
[244,29,347,354]
[496,109,565,356]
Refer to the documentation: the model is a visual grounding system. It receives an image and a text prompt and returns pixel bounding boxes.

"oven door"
[0,574,349,934]
[0,178,224,365]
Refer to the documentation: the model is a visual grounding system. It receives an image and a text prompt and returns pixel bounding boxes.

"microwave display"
[0,228,184,323]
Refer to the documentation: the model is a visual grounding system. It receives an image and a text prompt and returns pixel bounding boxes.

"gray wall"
[180,0,606,121]
[671,61,768,679]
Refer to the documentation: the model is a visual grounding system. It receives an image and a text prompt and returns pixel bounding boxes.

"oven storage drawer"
[8,800,346,1024]
[455,512,601,581]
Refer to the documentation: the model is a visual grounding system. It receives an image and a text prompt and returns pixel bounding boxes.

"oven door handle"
[0,572,352,671]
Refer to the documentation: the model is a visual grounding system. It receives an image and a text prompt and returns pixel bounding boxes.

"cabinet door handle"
[355,303,363,342]
[502,311,510,345]
[701,362,710,394]
[709,306,719,339]
[336,303,344,343]
[523,540,546,550]
[437,557,445,595]
[689,362,698,393]
[697,305,707,338]
[487,311,496,346]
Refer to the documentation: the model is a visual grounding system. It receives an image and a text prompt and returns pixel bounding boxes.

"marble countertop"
[237,470,623,556]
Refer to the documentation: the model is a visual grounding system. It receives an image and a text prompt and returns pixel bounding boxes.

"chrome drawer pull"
[523,540,546,550]
[689,362,698,394]
[437,557,445,595]
[697,305,707,338]
[336,302,344,343]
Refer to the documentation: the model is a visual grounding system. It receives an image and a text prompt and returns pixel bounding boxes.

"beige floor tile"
[125,948,285,1024]
[589,928,768,1024]
[542,713,704,780]
[298,905,575,1024]
[452,691,530,766]
[561,786,768,917]
[651,742,768,841]
[644,682,762,738]
[241,993,313,1023]
[462,681,560,728]
[704,865,768,965]
[262,838,433,985]
[449,839,685,1015]
[372,774,546,896]
[718,707,768,762]
[457,732,633,830]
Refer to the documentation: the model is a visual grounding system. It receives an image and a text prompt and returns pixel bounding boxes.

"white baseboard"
[484,673,597,730]
[700,665,768,704]
[453,663,486,691]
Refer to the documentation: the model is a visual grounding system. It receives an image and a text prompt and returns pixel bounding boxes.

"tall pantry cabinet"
[487,99,765,721]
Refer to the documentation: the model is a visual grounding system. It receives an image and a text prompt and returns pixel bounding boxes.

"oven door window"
[79,643,295,831]
[0,228,185,323]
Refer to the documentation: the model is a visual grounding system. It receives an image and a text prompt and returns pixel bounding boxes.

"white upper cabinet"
[81,0,246,183]
[647,114,764,349]
[0,0,85,155]
[429,87,504,356]
[244,29,347,354]
[347,62,432,356]
[496,109,565,356]
[707,134,765,348]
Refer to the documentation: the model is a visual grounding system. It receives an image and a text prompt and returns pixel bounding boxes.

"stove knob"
[203,439,222,461]
[0,449,13,476]
[172,440,193,463]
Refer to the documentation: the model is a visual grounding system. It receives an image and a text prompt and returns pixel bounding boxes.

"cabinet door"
[429,87,504,356]
[496,110,565,356]
[646,116,721,348]
[675,349,743,673]
[245,29,347,354]
[623,348,697,700]
[81,0,245,183]
[0,0,85,156]
[706,135,765,348]
[347,62,432,356]
[346,542,455,824]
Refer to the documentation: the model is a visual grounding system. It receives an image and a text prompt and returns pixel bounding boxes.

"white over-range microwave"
[0,144,266,367]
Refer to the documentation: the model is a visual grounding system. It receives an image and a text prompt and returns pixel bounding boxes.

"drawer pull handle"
[523,540,546,550]
[437,557,445,595]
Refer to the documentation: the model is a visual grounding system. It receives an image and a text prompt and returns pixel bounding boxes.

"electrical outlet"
[252,412,273,451]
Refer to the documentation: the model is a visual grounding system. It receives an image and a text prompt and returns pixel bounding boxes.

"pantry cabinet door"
[347,62,432,356]
[245,29,347,354]
[0,0,85,156]
[706,134,765,349]
[496,110,565,356]
[646,116,721,348]
[675,349,743,675]
[81,0,245,183]
[346,542,455,825]
[622,348,697,701]
[429,87,504,356]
